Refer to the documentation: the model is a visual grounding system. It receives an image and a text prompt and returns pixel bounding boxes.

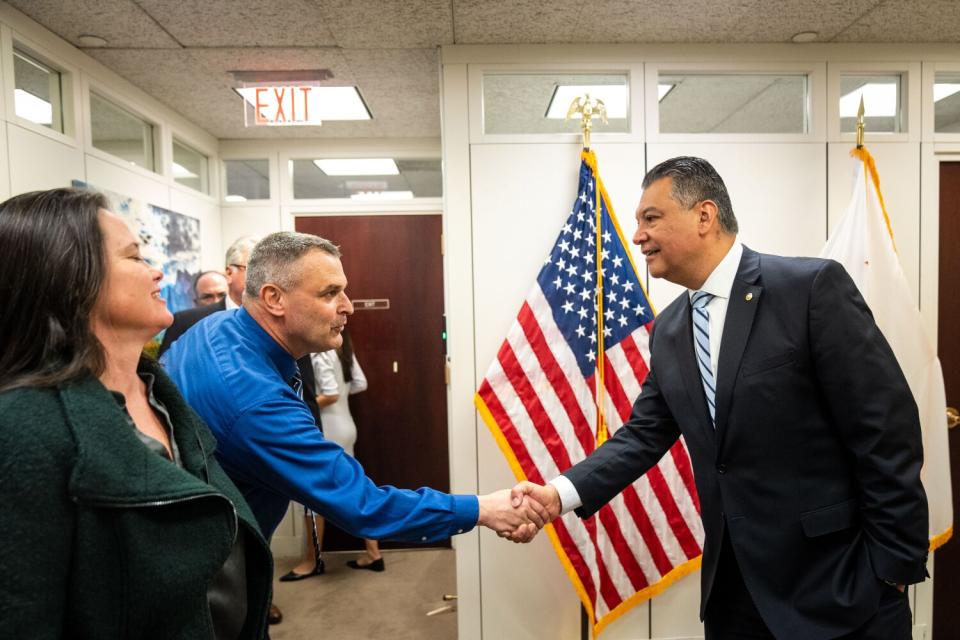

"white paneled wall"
[0,123,9,201]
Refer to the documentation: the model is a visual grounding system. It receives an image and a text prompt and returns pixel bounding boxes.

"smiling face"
[281,249,354,356]
[634,177,709,286]
[91,210,173,342]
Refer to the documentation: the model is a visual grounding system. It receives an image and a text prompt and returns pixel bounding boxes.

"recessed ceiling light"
[77,34,108,47]
[791,31,819,44]
[14,89,52,125]
[224,194,248,203]
[313,158,399,176]
[840,84,898,117]
[350,190,414,201]
[545,85,628,119]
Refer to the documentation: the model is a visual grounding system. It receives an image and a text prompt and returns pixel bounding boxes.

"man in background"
[159,236,259,356]
[192,270,228,307]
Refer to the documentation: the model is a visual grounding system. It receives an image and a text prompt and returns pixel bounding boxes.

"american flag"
[475,150,704,635]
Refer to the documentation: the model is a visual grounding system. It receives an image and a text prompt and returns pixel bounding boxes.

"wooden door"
[934,162,960,637]
[295,214,449,551]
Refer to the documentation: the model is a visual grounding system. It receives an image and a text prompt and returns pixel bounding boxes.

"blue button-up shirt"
[162,308,478,540]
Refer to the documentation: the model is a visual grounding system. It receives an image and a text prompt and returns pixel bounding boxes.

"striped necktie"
[691,291,716,425]
[289,368,304,400]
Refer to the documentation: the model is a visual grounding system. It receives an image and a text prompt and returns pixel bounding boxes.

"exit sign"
[235,86,371,127]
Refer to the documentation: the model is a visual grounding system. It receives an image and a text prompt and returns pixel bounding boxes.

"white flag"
[821,149,952,549]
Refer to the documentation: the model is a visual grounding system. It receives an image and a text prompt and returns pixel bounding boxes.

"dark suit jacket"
[158,299,225,357]
[563,246,928,639]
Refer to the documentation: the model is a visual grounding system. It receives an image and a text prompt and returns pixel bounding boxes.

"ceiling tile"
[832,0,960,42]
[5,0,180,48]
[318,0,453,48]
[452,0,584,44]
[85,47,438,138]
[136,0,337,47]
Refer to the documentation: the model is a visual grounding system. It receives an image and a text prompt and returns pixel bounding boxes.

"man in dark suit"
[512,157,928,639]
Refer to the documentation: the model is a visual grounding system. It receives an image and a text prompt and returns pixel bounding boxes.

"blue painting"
[72,180,200,314]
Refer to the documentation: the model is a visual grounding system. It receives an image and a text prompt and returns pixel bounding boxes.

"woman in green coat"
[0,189,273,639]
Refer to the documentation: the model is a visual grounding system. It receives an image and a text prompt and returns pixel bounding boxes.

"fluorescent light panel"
[350,190,414,201]
[14,89,52,125]
[224,194,248,203]
[172,162,198,179]
[235,86,370,121]
[658,83,675,101]
[839,83,898,117]
[313,158,399,176]
[934,83,960,102]
[546,85,628,119]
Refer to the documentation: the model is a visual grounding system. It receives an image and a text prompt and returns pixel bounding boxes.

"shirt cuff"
[454,494,480,535]
[549,476,582,515]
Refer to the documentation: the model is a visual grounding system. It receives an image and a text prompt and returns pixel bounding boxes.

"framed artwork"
[72,180,200,313]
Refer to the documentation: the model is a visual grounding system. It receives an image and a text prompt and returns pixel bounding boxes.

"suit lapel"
[714,247,762,446]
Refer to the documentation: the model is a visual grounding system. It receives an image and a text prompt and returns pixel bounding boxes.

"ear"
[259,283,286,318]
[697,199,720,234]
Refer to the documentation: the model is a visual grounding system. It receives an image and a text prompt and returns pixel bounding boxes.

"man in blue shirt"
[163,232,543,544]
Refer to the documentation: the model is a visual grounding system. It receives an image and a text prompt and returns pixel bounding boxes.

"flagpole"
[567,95,610,446]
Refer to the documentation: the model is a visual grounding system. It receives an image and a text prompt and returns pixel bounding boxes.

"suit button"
[717,464,727,474]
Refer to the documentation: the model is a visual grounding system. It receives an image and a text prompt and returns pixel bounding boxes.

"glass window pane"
[483,73,629,135]
[224,159,270,201]
[13,48,63,133]
[934,72,960,133]
[172,139,208,193]
[291,158,441,200]
[90,93,155,171]
[839,74,902,133]
[658,73,807,134]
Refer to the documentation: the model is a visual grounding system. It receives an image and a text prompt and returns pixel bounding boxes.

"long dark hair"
[0,188,110,393]
[338,328,354,383]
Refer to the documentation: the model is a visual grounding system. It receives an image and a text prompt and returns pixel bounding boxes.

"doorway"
[934,161,960,637]
[295,213,450,551]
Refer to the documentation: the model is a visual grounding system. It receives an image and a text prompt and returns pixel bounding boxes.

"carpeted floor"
[268,548,458,639]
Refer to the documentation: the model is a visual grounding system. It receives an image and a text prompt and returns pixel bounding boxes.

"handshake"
[476,481,563,543]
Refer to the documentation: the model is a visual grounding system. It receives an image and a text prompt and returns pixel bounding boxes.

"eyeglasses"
[229,264,247,271]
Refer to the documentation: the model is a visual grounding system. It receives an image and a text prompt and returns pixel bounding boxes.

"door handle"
[948,407,959,430]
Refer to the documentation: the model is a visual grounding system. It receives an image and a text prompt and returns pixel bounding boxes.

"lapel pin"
[745,292,754,301]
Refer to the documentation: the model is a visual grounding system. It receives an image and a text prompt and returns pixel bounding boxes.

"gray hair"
[245,231,341,298]
[642,156,739,234]
[225,235,259,268]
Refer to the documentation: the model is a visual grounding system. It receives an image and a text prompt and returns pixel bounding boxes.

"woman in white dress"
[280,330,383,579]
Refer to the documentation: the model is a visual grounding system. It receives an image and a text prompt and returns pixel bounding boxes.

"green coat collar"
[61,361,222,506]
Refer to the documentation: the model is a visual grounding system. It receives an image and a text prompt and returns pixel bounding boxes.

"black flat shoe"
[347,557,385,572]
[278,559,325,581]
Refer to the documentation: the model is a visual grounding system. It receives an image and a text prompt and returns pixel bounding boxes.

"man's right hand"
[510,481,562,522]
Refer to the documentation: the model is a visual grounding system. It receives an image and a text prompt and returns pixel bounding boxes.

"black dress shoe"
[346,557,385,572]
[278,559,326,581]
[268,604,283,625]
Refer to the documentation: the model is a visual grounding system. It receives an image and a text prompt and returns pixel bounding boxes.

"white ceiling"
[5,0,959,140]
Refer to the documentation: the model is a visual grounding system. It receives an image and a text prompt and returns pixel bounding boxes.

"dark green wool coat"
[0,360,273,639]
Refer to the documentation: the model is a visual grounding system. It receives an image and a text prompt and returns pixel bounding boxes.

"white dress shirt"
[551,241,744,514]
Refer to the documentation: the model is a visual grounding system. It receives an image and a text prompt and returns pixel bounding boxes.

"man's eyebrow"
[637,206,660,216]
[122,241,140,252]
